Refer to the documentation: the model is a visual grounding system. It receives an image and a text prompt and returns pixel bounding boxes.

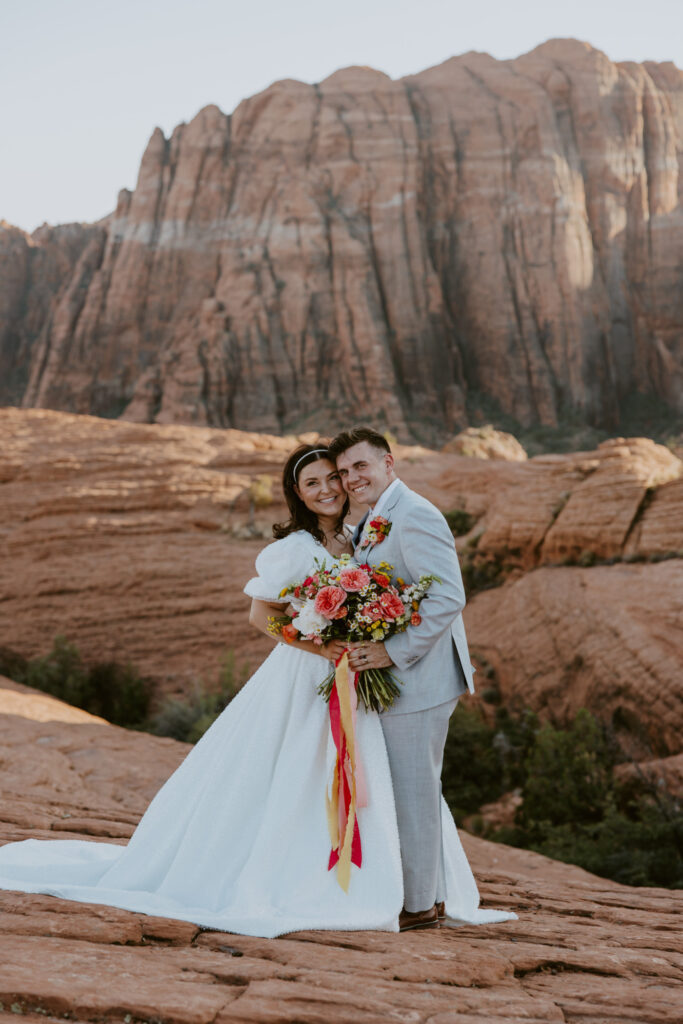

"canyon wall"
[0,220,105,406]
[2,39,683,441]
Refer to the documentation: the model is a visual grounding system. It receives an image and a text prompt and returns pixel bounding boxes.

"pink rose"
[379,591,405,620]
[362,601,385,622]
[338,567,370,593]
[314,585,347,619]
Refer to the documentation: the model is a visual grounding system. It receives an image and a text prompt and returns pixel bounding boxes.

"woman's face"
[294,458,346,519]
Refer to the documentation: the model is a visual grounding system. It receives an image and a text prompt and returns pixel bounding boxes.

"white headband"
[293,449,329,481]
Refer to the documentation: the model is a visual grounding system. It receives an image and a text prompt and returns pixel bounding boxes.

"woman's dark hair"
[273,444,349,544]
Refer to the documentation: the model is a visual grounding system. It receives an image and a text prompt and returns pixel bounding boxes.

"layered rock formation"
[442,426,528,460]
[1,408,681,763]
[1,674,681,1023]
[0,220,105,407]
[2,39,682,441]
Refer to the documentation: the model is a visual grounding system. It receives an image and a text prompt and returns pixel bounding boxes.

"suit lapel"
[352,513,368,551]
[382,480,407,517]
[353,481,408,560]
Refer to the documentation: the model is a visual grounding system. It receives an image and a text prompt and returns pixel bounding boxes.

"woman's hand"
[320,639,348,662]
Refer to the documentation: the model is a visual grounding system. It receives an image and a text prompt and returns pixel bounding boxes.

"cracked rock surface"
[1,408,681,763]
[0,680,681,1023]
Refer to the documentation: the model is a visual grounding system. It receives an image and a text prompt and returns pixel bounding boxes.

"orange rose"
[282,623,299,643]
[410,612,422,626]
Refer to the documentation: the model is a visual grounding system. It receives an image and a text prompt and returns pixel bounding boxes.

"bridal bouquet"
[268,554,440,891]
[267,554,440,712]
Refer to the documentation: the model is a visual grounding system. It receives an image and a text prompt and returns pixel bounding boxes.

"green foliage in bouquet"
[316,665,403,714]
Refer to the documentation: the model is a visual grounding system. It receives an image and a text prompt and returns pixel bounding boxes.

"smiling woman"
[272,443,350,551]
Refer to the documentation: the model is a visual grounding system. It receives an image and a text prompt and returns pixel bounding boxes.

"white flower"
[292,601,328,637]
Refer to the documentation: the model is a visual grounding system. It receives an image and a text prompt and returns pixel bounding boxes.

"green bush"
[147,651,249,743]
[443,704,683,888]
[444,508,476,536]
[461,554,504,595]
[2,635,151,728]
[442,705,502,819]
[516,710,616,828]
[441,704,537,819]
[0,637,248,740]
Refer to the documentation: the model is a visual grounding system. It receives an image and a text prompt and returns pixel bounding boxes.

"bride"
[0,443,515,936]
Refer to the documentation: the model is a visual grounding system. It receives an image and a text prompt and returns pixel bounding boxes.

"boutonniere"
[360,516,392,550]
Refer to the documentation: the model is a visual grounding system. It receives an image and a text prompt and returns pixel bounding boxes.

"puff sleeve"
[243,533,317,602]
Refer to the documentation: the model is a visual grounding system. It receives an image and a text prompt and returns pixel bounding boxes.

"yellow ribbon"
[325,651,358,892]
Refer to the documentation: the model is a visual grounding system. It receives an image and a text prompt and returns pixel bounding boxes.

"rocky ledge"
[0,677,681,1023]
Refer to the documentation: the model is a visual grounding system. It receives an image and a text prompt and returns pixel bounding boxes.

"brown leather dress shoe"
[398,905,439,932]
[436,901,445,921]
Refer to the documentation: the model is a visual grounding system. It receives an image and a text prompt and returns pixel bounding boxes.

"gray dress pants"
[380,697,458,913]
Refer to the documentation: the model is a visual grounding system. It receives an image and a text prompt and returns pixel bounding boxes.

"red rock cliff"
[4,39,683,441]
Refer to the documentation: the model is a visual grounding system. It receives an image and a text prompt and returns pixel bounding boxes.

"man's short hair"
[328,426,391,461]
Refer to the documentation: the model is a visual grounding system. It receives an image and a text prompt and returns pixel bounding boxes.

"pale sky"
[2,0,682,232]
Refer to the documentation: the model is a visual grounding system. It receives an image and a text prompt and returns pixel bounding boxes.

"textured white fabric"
[243,531,321,602]
[0,531,516,935]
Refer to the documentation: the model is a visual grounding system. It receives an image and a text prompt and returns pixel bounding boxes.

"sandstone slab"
[1,409,681,762]
[1,680,682,1022]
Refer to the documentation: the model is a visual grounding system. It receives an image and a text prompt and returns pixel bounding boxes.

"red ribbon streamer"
[326,652,363,889]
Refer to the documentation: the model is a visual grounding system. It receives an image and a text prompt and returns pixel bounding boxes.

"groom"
[328,426,474,931]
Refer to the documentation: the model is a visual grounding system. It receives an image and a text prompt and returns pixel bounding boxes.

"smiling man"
[329,426,475,932]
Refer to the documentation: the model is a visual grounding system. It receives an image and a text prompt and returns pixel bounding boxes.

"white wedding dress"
[0,530,515,936]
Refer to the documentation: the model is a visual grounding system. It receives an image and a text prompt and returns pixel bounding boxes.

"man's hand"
[347,641,394,671]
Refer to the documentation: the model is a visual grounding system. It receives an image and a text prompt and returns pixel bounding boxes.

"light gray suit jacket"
[353,479,474,716]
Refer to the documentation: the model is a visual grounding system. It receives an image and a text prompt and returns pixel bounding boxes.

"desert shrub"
[3,635,151,728]
[460,554,504,595]
[442,705,501,819]
[494,711,683,888]
[147,651,249,743]
[0,637,249,740]
[516,710,617,828]
[443,704,683,888]
[442,704,537,819]
[444,508,476,536]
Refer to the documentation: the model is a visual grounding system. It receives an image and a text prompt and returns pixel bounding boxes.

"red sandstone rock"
[1,41,682,440]
[1,408,681,762]
[442,426,528,461]
[0,681,681,1023]
[0,220,106,409]
[465,561,683,756]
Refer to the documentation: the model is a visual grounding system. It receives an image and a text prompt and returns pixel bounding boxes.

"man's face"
[335,441,395,507]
